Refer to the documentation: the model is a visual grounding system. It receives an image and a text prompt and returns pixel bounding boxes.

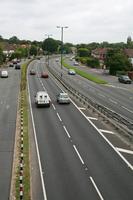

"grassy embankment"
[63,60,108,84]
[16,62,30,199]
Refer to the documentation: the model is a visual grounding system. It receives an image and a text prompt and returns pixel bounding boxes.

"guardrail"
[48,66,133,139]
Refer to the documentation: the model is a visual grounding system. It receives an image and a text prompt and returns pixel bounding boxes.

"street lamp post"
[57,26,68,77]
[45,34,52,67]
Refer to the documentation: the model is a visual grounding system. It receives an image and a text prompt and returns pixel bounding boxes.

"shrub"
[86,57,100,68]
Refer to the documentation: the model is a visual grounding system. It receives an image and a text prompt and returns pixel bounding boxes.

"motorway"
[28,59,133,200]
[0,65,21,199]
[49,57,133,125]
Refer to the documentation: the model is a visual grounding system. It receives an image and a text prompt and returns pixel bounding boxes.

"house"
[91,48,108,61]
[123,49,133,65]
[3,43,17,56]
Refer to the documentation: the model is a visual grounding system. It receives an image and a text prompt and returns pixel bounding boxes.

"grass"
[63,60,108,84]
[16,62,31,200]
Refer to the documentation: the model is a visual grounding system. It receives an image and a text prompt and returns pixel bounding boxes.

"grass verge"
[15,62,31,199]
[63,60,108,84]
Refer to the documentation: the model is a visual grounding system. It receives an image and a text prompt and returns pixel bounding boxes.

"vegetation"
[29,45,37,56]
[0,46,5,64]
[105,49,132,75]
[63,60,107,84]
[77,48,90,57]
[0,34,133,74]
[42,38,59,54]
[16,62,31,200]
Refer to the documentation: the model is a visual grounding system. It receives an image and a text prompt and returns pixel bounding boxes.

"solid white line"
[63,126,71,138]
[52,104,56,110]
[73,145,84,165]
[87,117,98,120]
[116,148,133,155]
[122,106,133,114]
[90,177,104,200]
[99,129,115,134]
[57,112,62,121]
[70,99,133,171]
[109,99,117,104]
[27,70,47,200]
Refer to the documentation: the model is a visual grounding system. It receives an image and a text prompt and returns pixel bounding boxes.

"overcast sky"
[0,0,133,44]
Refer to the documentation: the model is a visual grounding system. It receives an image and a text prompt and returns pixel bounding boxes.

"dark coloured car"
[30,70,36,75]
[9,63,14,67]
[41,72,49,78]
[118,75,132,84]
[15,64,21,70]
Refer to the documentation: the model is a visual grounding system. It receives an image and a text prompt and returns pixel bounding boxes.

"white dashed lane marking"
[87,117,98,120]
[52,104,56,110]
[63,126,71,138]
[57,113,62,121]
[99,129,115,134]
[116,148,133,155]
[90,177,104,200]
[73,145,84,165]
[78,107,86,110]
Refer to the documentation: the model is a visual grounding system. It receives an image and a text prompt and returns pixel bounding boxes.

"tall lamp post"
[45,34,52,67]
[57,26,68,77]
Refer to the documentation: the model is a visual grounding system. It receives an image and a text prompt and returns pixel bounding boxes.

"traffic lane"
[36,72,133,200]
[72,98,133,165]
[59,72,133,122]
[28,61,46,200]
[0,67,20,199]
[51,57,133,107]
[65,57,133,88]
[53,102,133,200]
[28,76,100,200]
[51,57,133,113]
[31,105,100,200]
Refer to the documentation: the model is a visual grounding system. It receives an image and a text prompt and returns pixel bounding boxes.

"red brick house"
[91,48,108,61]
[123,49,133,65]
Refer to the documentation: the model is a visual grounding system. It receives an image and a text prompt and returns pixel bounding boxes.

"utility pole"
[45,34,52,67]
[57,26,68,77]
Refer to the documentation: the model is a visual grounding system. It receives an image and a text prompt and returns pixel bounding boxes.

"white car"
[57,92,70,104]
[55,58,59,62]
[73,61,79,66]
[35,91,51,107]
[1,70,8,78]
[68,69,76,75]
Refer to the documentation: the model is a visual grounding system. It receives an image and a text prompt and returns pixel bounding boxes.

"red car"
[41,72,49,78]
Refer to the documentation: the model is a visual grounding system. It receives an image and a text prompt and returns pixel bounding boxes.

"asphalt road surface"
[0,66,21,199]
[49,57,133,125]
[28,59,133,200]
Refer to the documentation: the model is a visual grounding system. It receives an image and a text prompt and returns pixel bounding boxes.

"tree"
[105,49,132,75]
[9,36,20,44]
[126,36,133,48]
[29,45,37,56]
[77,48,90,57]
[42,38,58,54]
[0,47,4,64]
[0,35,3,41]
[86,57,100,68]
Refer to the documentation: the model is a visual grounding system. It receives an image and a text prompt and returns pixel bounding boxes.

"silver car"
[57,92,70,104]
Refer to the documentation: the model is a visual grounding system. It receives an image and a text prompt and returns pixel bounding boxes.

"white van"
[35,91,51,107]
